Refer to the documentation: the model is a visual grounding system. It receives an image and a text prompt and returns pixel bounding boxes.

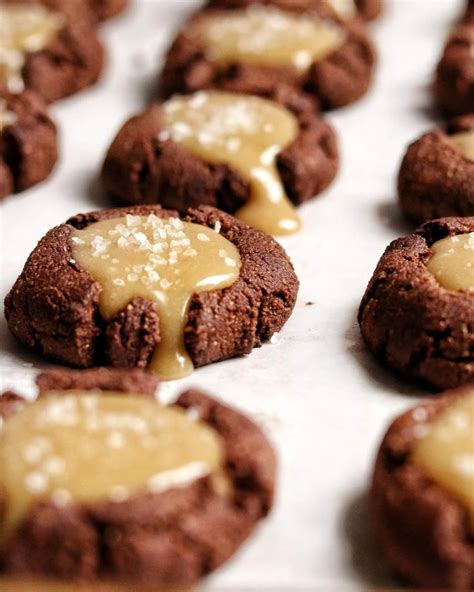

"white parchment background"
[0,0,465,588]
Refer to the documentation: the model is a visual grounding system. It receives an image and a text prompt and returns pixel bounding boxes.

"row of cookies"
[398,1,473,222]
[1,0,378,226]
[0,368,471,589]
[357,2,474,391]
[1,0,472,590]
[0,0,384,390]
[0,0,384,587]
[1,336,472,589]
[90,0,379,237]
[359,3,474,587]
[0,0,129,199]
[1,3,384,379]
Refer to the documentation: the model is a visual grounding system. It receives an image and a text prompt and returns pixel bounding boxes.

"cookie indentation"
[412,391,474,531]
[0,4,64,93]
[161,91,301,235]
[199,5,346,72]
[427,232,474,292]
[70,214,241,379]
[0,392,226,545]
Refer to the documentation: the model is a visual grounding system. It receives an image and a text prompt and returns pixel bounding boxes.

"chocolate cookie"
[159,1,375,111]
[1,0,105,103]
[434,24,474,116]
[84,0,129,21]
[0,89,58,200]
[5,205,299,379]
[101,91,338,236]
[398,114,474,223]
[372,384,474,589]
[206,0,383,22]
[463,0,474,24]
[0,368,276,584]
[358,217,474,391]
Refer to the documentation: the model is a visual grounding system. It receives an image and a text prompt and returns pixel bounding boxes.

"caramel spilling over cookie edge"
[449,130,474,161]
[199,4,346,72]
[427,233,474,292]
[0,4,65,93]
[70,214,241,380]
[161,91,301,236]
[411,391,474,532]
[0,392,228,546]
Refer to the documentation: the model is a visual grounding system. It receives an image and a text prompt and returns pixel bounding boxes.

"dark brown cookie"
[4,205,299,372]
[0,89,58,200]
[159,1,375,110]
[1,0,105,103]
[358,217,474,391]
[463,0,474,24]
[372,385,474,589]
[36,367,160,397]
[398,114,474,223]
[101,98,338,213]
[206,0,383,22]
[84,0,129,21]
[0,368,276,584]
[354,0,381,20]
[434,24,474,116]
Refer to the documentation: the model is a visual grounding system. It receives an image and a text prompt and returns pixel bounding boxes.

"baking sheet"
[0,0,465,588]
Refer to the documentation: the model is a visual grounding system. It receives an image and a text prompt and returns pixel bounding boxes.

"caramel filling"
[323,0,357,20]
[427,233,474,292]
[0,4,64,93]
[161,91,301,236]
[412,392,474,531]
[449,130,474,160]
[0,393,226,545]
[200,5,346,71]
[70,215,241,380]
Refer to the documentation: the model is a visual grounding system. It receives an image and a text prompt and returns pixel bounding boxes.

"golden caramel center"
[70,215,241,380]
[200,5,346,71]
[449,130,474,160]
[427,233,474,292]
[323,0,357,20]
[161,91,301,236]
[0,4,64,92]
[412,392,474,531]
[0,393,225,545]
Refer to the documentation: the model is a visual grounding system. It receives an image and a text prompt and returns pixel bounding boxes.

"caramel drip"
[427,233,474,292]
[70,215,241,380]
[0,393,226,545]
[0,4,64,92]
[412,392,474,531]
[450,130,474,160]
[200,5,346,71]
[323,0,357,20]
[161,91,301,236]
